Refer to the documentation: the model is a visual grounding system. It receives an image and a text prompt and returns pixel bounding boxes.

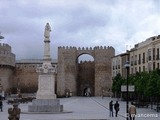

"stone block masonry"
[28,99,63,112]
[57,46,115,96]
[0,43,15,92]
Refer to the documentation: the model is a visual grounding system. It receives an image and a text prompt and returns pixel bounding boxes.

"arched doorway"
[77,54,95,96]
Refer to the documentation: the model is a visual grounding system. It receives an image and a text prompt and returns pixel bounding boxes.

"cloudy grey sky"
[0,0,160,60]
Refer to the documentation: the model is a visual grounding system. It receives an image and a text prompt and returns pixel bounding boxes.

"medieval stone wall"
[0,67,14,92]
[14,62,38,93]
[0,43,15,66]
[57,46,77,96]
[57,46,115,96]
[13,59,57,93]
[0,44,115,96]
[94,46,115,96]
[0,43,15,92]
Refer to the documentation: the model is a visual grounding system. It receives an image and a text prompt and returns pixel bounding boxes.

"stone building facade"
[57,46,115,96]
[112,52,129,78]
[112,35,160,78]
[129,35,160,74]
[0,44,115,96]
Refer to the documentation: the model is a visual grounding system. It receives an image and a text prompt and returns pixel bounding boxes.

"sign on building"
[121,85,135,92]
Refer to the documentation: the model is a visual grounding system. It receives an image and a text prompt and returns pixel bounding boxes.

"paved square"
[0,97,159,120]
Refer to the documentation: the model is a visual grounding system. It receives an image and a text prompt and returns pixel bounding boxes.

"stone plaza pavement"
[0,96,160,120]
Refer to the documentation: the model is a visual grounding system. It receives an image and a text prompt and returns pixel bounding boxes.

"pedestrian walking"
[0,95,3,112]
[128,102,136,120]
[109,100,114,117]
[114,101,120,117]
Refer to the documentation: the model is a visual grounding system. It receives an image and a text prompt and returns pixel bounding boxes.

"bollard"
[8,103,21,120]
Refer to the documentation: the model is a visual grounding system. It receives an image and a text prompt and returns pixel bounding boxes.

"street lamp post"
[125,61,130,120]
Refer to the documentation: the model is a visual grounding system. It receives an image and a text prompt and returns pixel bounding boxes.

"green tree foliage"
[155,69,160,97]
[112,69,160,102]
[112,73,124,94]
[135,72,149,96]
[145,71,158,96]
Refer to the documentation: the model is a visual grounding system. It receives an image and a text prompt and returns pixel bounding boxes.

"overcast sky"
[0,0,160,60]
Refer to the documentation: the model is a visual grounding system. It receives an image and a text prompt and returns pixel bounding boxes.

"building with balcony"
[112,35,160,77]
[112,52,129,78]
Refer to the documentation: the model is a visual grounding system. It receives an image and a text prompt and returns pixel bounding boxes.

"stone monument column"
[28,23,63,112]
[36,23,56,99]
[44,23,51,60]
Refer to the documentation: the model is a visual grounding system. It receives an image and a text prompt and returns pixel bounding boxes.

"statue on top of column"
[44,23,51,39]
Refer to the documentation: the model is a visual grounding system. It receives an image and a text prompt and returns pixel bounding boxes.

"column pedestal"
[28,64,63,112]
[36,74,56,99]
[28,99,63,112]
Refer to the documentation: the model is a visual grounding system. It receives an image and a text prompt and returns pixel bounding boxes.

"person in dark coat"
[109,100,114,117]
[0,95,3,112]
[114,101,120,117]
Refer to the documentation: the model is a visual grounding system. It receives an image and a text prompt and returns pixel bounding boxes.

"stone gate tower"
[57,46,115,96]
[0,43,15,92]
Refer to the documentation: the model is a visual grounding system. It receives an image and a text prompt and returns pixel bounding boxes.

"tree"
[112,69,160,104]
[112,73,124,97]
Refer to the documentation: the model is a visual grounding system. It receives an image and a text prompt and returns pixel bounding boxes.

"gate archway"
[77,53,95,96]
[57,46,115,96]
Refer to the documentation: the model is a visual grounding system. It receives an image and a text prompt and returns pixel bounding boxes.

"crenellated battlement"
[0,43,15,67]
[94,46,114,50]
[0,43,11,49]
[58,46,77,50]
[79,60,94,64]
[58,46,114,51]
[0,43,11,54]
[77,47,93,50]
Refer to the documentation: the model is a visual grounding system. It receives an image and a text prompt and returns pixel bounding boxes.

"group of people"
[109,100,136,120]
[109,100,119,117]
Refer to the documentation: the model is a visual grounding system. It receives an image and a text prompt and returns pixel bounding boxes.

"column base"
[28,99,63,112]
